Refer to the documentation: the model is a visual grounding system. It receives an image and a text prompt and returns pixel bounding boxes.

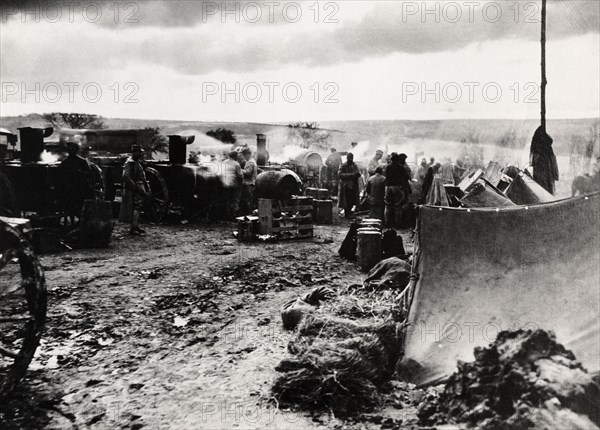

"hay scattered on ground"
[417,329,600,429]
[273,316,404,415]
[272,259,412,416]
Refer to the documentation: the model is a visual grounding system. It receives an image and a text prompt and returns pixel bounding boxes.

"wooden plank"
[280,205,313,211]
[271,224,313,233]
[258,199,274,235]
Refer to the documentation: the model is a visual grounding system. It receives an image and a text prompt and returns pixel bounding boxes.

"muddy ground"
[1,221,422,430]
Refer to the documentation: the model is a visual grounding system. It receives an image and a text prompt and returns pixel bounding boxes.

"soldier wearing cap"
[60,140,94,225]
[240,147,257,215]
[338,152,361,219]
[119,144,150,235]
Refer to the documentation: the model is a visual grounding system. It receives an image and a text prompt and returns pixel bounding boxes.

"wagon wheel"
[89,162,106,201]
[0,171,18,217]
[0,221,47,398]
[143,167,169,223]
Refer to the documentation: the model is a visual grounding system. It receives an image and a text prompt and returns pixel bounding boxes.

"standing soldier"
[325,148,342,195]
[365,166,386,221]
[367,150,384,177]
[416,158,428,182]
[60,141,94,225]
[385,153,410,227]
[440,157,455,185]
[222,150,243,221]
[240,147,257,215]
[119,145,150,236]
[338,152,361,219]
[400,153,413,179]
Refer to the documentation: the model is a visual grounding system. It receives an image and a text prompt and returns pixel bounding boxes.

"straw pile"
[273,315,404,415]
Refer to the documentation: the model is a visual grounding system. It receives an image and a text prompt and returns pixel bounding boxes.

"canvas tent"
[401,192,600,385]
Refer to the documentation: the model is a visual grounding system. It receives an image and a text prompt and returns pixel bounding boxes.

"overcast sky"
[0,0,598,122]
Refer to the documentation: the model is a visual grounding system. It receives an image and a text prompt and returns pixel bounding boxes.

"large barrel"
[293,151,323,172]
[256,169,302,200]
[357,230,381,272]
[80,200,113,247]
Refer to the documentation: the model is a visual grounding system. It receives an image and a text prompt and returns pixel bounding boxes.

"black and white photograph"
[0,1,599,428]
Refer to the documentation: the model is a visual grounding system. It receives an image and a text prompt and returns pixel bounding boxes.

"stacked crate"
[305,188,333,225]
[258,197,313,239]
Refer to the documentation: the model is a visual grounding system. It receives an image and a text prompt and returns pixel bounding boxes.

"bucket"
[80,200,113,247]
[236,216,260,242]
[357,230,382,272]
[360,218,382,231]
[313,200,333,224]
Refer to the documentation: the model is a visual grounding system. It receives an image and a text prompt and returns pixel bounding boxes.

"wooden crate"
[258,197,313,239]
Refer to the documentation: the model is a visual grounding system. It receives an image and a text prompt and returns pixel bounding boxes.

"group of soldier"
[59,141,149,236]
[59,142,260,236]
[220,148,258,221]
[59,141,96,226]
[332,148,414,227]
[60,129,591,235]
[326,145,475,227]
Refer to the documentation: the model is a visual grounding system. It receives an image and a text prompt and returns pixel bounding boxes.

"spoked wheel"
[89,162,106,201]
[143,167,169,223]
[0,221,47,398]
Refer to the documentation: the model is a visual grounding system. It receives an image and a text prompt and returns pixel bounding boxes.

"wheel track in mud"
[1,224,357,429]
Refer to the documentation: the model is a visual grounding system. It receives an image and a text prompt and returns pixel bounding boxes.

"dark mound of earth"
[418,329,600,429]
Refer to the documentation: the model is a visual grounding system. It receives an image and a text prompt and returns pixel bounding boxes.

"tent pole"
[541,0,547,132]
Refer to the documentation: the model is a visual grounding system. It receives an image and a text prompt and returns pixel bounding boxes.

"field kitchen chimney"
[256,134,267,166]
[18,127,53,163]
[168,135,195,164]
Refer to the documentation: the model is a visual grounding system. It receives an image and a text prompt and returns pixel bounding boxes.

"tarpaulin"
[401,192,600,385]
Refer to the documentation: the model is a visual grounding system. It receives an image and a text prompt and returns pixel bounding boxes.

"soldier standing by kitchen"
[325,148,342,195]
[385,153,411,227]
[60,140,94,226]
[365,166,386,221]
[222,150,244,221]
[367,150,384,177]
[240,147,257,215]
[338,152,361,219]
[119,145,150,236]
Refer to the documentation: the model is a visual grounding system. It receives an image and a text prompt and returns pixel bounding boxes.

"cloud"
[0,1,598,79]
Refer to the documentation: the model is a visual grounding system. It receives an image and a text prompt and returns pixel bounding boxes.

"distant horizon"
[1,112,598,126]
